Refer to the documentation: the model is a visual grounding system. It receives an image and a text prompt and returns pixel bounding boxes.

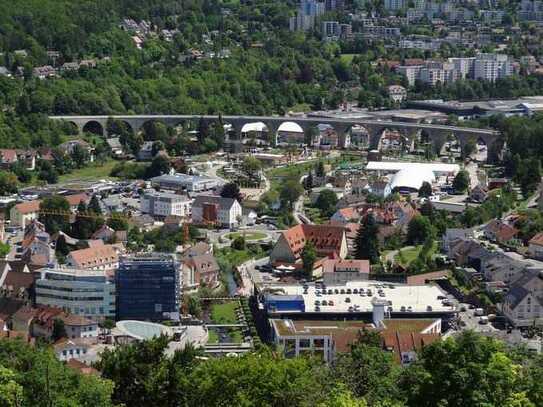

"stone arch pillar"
[366,125,386,150]
[265,121,280,146]
[331,123,350,148]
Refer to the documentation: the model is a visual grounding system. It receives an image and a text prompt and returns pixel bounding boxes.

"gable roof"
[68,245,118,268]
[530,232,543,247]
[14,200,41,215]
[185,254,220,274]
[485,220,518,242]
[193,195,238,210]
[65,193,89,207]
[281,224,346,258]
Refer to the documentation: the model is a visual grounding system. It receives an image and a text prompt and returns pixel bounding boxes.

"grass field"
[394,242,438,266]
[207,330,219,344]
[58,160,118,182]
[210,302,239,324]
[340,54,357,63]
[224,231,267,241]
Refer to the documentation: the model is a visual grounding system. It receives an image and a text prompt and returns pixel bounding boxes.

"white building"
[474,54,514,82]
[387,85,407,103]
[35,267,116,319]
[322,21,340,38]
[150,173,223,192]
[384,0,405,10]
[192,195,242,228]
[140,191,191,218]
[503,268,543,327]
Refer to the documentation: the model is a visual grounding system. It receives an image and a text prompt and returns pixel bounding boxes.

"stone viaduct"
[49,115,503,162]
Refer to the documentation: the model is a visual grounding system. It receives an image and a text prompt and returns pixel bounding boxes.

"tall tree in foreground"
[221,182,242,201]
[354,214,379,263]
[301,241,316,279]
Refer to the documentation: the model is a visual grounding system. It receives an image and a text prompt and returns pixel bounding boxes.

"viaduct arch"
[49,115,503,162]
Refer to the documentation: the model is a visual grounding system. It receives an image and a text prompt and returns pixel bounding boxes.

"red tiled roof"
[486,220,518,242]
[0,149,17,163]
[68,245,118,268]
[529,232,543,247]
[66,359,99,375]
[65,193,89,207]
[381,331,440,363]
[14,200,41,215]
[282,224,346,259]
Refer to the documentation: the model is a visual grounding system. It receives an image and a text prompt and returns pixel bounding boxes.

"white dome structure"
[389,166,435,192]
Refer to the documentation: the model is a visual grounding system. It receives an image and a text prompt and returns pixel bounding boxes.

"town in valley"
[2,0,543,405]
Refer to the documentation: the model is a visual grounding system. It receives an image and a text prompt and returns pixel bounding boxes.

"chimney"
[371,297,388,328]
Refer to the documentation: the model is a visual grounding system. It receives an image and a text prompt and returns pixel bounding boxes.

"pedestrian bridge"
[49,114,503,162]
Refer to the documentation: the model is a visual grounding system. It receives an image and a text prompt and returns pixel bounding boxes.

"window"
[299,339,310,348]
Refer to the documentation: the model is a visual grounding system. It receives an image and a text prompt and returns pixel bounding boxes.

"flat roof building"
[150,173,224,192]
[260,281,456,318]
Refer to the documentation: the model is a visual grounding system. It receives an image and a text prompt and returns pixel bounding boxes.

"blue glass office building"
[116,256,181,321]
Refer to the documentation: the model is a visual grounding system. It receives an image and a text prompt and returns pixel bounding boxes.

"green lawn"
[58,160,118,182]
[229,329,243,343]
[225,231,267,241]
[394,242,438,266]
[207,330,219,344]
[340,54,357,63]
[210,301,239,324]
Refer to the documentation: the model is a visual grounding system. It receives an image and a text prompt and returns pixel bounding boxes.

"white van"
[479,316,489,325]
[474,308,484,316]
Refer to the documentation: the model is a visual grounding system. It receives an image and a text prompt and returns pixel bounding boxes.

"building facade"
[35,267,116,319]
[116,256,181,321]
[140,191,192,218]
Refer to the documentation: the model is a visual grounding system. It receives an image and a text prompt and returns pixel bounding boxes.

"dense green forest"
[2,331,543,406]
[3,0,543,150]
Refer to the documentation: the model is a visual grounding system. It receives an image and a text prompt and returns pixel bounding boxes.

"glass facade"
[116,256,181,321]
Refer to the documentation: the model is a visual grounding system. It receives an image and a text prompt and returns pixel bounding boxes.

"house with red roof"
[484,219,520,246]
[270,224,348,266]
[528,232,543,260]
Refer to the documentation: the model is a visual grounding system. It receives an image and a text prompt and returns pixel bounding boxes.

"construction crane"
[39,209,192,241]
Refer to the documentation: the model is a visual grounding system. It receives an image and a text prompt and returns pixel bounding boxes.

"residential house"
[61,314,99,339]
[330,207,360,224]
[59,140,94,162]
[503,267,543,327]
[90,224,127,243]
[183,242,212,258]
[387,85,407,103]
[182,253,220,289]
[192,195,242,228]
[529,233,543,260]
[10,200,41,228]
[54,338,95,362]
[33,65,57,79]
[484,220,520,246]
[12,305,64,339]
[270,224,348,266]
[137,141,155,161]
[470,184,489,203]
[442,228,475,257]
[106,137,124,156]
[66,244,119,271]
[19,220,55,267]
[0,263,35,302]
